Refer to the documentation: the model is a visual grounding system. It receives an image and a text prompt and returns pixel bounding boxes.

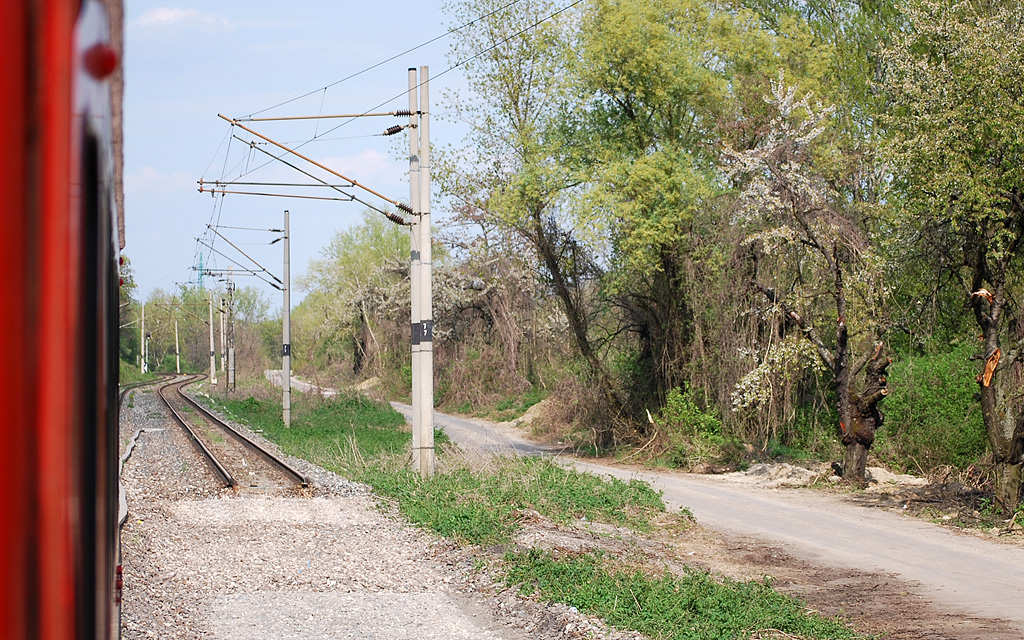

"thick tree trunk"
[839,345,890,487]
[625,250,693,413]
[979,355,1024,514]
[843,441,870,485]
[993,461,1024,516]
[972,280,1024,515]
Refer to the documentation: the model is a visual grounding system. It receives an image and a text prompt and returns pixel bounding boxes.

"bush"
[656,388,744,470]
[661,387,721,436]
[503,550,861,640]
[876,342,988,472]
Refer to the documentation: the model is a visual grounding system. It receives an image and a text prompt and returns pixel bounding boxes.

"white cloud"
[133,8,232,32]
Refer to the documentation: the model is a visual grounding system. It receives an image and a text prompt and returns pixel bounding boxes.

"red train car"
[1,1,125,638]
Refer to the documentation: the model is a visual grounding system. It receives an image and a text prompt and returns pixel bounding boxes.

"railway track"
[118,373,174,410]
[157,375,309,493]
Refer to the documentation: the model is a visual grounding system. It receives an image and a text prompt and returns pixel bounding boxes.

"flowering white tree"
[728,75,889,485]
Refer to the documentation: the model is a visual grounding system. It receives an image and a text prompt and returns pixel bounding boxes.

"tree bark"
[840,344,890,487]
[972,276,1024,515]
[530,207,621,449]
[977,340,1024,514]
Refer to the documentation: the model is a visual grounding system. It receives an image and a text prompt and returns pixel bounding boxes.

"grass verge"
[504,550,859,640]
[207,388,864,640]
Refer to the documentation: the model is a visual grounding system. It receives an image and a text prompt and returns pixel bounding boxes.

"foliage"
[883,0,1024,510]
[502,550,862,639]
[118,359,157,385]
[883,0,1024,260]
[652,388,746,469]
[876,342,988,471]
[233,286,272,324]
[118,254,140,365]
[297,210,411,377]
[663,387,720,437]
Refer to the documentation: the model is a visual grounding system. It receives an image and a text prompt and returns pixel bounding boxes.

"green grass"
[204,388,864,640]
[119,359,159,385]
[211,393,413,467]
[504,550,862,640]
[449,387,548,422]
[489,387,547,421]
[362,456,665,545]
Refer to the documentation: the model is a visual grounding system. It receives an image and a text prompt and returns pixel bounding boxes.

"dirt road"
[397,402,1024,636]
[573,461,1024,630]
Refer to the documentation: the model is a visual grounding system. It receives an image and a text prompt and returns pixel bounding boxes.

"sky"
[123,1,472,308]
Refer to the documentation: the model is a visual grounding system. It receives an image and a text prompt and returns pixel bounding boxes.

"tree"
[570,0,728,412]
[233,286,272,324]
[883,0,1024,512]
[440,0,624,446]
[118,254,140,366]
[569,0,845,432]
[300,210,409,376]
[728,76,889,486]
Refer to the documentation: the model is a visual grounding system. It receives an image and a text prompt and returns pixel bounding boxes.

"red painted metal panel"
[3,1,121,636]
[0,1,33,638]
[36,1,82,637]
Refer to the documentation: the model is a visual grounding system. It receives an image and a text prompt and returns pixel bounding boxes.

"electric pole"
[282,209,291,427]
[209,291,217,385]
[175,319,180,374]
[227,268,236,391]
[409,66,434,477]
[219,295,226,373]
[140,303,146,373]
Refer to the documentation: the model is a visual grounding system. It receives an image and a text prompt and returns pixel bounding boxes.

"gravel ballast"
[118,384,632,640]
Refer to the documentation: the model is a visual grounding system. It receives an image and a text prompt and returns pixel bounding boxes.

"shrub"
[656,388,744,469]
[876,342,988,472]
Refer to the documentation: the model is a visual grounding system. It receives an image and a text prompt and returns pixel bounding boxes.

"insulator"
[397,202,413,214]
[383,125,404,136]
[394,109,411,117]
[385,211,409,226]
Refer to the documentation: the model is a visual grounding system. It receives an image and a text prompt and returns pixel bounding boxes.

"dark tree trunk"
[622,248,693,414]
[754,246,889,487]
[972,280,1024,514]
[530,207,621,449]
[352,304,377,377]
[840,344,890,487]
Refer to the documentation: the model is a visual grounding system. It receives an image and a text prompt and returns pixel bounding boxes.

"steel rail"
[157,375,237,488]
[175,379,310,488]
[118,373,174,409]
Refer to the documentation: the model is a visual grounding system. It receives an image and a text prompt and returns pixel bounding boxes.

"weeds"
[361,451,665,545]
[503,550,862,640]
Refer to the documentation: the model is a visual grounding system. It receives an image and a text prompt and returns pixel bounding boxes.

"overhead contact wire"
[244,0,526,118]
[310,0,584,142]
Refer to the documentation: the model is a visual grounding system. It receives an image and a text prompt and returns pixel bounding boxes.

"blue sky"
[123,2,469,307]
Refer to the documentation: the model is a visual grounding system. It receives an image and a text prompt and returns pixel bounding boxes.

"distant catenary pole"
[282,209,291,427]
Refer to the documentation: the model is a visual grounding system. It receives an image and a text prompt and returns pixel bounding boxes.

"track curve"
[157,375,309,492]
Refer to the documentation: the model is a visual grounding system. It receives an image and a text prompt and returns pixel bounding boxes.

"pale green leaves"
[883,0,1024,260]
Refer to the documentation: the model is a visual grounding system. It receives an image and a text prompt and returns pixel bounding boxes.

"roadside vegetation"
[118,360,160,386]
[207,386,863,639]
[125,1,1024,515]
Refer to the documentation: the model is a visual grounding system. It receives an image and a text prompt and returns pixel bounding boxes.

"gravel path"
[118,384,628,640]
